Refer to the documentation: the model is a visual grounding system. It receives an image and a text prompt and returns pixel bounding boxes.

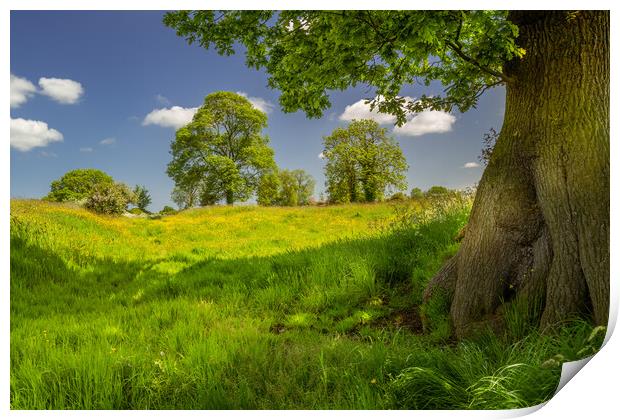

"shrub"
[128,207,146,215]
[388,192,408,201]
[160,205,177,215]
[45,169,114,202]
[410,187,424,200]
[85,183,135,215]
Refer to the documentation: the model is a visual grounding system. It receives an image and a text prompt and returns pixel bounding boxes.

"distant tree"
[424,186,451,198]
[323,120,407,203]
[277,170,299,206]
[410,187,424,199]
[389,192,408,201]
[84,182,135,215]
[133,185,152,211]
[167,91,277,205]
[160,205,177,215]
[45,168,113,202]
[171,182,200,210]
[257,168,315,206]
[290,169,315,205]
[256,169,281,206]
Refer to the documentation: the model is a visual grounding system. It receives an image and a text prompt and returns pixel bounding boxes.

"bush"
[85,183,135,215]
[388,192,408,201]
[410,187,424,200]
[128,207,146,215]
[160,205,177,215]
[45,169,114,202]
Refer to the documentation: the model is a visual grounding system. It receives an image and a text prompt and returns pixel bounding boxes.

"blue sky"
[10,10,505,211]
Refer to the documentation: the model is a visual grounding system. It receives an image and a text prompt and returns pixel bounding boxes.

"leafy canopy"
[167,91,277,205]
[258,168,316,206]
[164,11,522,124]
[133,185,152,211]
[45,168,114,202]
[324,119,408,203]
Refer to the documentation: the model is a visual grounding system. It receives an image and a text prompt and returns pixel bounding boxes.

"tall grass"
[10,198,602,409]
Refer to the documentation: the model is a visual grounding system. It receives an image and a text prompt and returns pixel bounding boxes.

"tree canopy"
[167,91,277,205]
[45,168,114,202]
[163,11,523,123]
[324,119,407,203]
[258,168,316,206]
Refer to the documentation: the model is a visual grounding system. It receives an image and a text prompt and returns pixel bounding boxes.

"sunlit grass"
[10,198,600,409]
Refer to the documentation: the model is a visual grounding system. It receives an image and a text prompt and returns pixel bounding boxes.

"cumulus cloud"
[10,118,63,152]
[38,77,84,104]
[99,137,116,146]
[80,147,94,153]
[339,98,397,124]
[236,91,274,114]
[142,106,198,129]
[10,74,37,108]
[462,162,481,168]
[393,110,456,137]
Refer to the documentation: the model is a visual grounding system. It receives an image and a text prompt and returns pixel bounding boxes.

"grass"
[10,198,603,409]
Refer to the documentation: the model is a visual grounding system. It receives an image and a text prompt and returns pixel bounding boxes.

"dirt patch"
[373,307,423,333]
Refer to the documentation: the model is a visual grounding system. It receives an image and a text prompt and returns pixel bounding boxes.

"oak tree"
[167,91,277,205]
[164,11,609,337]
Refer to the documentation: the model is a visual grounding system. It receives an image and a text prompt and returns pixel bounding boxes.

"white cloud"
[463,162,481,169]
[155,94,171,105]
[339,98,397,125]
[236,91,274,114]
[393,110,456,137]
[99,137,116,146]
[10,74,37,108]
[80,147,94,153]
[142,106,198,129]
[10,118,63,152]
[38,77,84,104]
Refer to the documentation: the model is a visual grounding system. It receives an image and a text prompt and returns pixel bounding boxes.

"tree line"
[168,91,412,209]
[43,90,456,214]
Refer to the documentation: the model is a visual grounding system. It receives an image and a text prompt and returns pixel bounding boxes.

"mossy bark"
[425,11,609,338]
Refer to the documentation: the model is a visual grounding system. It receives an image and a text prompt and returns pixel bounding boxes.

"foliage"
[323,120,407,203]
[425,185,452,198]
[410,188,424,199]
[160,205,177,215]
[163,11,524,123]
[256,169,281,205]
[133,185,152,211]
[258,168,316,206]
[45,168,114,203]
[11,198,600,409]
[84,182,135,215]
[290,169,316,205]
[389,192,408,202]
[167,91,277,205]
[171,182,200,210]
[128,207,146,215]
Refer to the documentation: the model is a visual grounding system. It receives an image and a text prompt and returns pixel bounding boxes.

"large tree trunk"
[425,11,609,338]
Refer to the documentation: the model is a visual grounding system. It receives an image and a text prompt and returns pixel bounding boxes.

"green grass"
[10,199,602,409]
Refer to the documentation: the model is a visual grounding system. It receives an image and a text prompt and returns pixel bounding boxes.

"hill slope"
[10,199,596,409]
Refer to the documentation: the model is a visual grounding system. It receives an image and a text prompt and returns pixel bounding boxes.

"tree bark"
[424,11,609,338]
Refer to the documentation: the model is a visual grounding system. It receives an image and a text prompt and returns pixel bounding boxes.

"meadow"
[10,198,603,409]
